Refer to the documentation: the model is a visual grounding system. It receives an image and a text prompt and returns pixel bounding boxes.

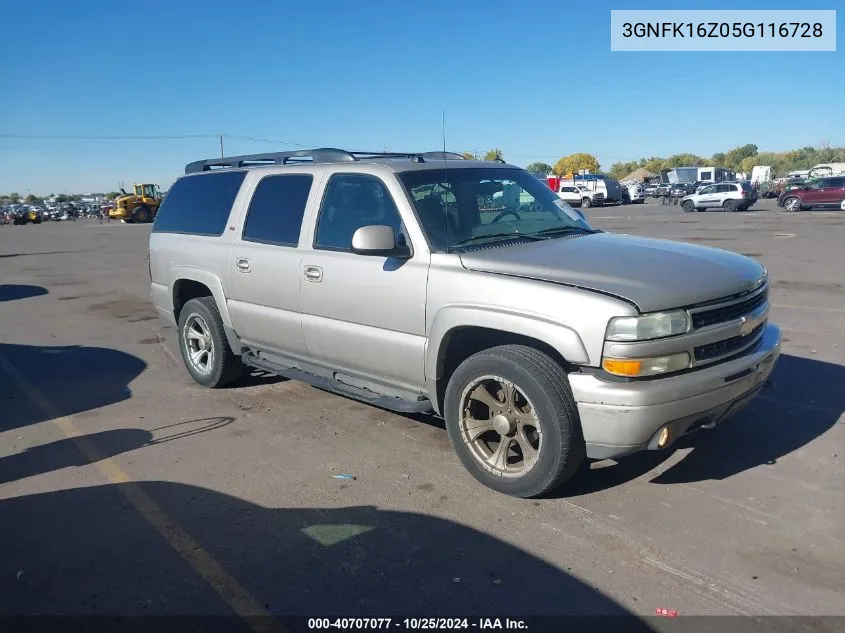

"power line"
[0,132,323,148]
[0,133,216,140]
[225,135,315,148]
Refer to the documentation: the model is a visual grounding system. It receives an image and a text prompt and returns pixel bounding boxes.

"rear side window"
[153,171,246,236]
[242,174,313,246]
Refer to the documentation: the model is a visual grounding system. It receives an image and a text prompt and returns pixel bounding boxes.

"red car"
[778,175,845,211]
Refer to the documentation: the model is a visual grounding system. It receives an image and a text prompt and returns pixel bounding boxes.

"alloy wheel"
[458,375,542,478]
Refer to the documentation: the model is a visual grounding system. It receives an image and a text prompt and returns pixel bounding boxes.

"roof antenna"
[442,109,449,252]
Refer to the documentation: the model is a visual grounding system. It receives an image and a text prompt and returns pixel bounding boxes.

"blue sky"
[1,0,842,194]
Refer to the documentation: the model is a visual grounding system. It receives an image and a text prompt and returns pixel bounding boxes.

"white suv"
[557,185,604,208]
[681,182,755,213]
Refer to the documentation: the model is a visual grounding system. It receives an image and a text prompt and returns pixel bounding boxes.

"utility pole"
[219,134,224,158]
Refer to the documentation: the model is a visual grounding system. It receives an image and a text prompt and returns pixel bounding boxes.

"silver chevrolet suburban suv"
[149,148,781,498]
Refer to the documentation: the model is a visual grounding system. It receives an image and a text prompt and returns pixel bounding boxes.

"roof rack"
[184,148,468,174]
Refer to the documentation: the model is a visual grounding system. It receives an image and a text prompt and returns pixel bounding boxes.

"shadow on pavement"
[0,284,48,302]
[0,343,147,432]
[558,354,844,495]
[0,418,235,485]
[0,481,655,627]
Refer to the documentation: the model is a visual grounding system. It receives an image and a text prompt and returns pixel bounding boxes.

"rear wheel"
[682,200,695,213]
[444,345,585,498]
[724,199,738,212]
[177,297,244,388]
[783,197,802,212]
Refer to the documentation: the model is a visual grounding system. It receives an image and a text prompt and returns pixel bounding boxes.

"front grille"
[694,323,764,361]
[691,288,768,329]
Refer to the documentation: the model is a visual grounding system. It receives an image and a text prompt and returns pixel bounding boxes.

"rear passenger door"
[821,177,845,204]
[226,172,317,357]
[299,172,429,390]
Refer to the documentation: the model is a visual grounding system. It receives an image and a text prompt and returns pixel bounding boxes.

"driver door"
[697,185,719,208]
[299,172,430,390]
[801,179,828,205]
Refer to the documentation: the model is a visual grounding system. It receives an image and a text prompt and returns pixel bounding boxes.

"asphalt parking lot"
[1,200,844,628]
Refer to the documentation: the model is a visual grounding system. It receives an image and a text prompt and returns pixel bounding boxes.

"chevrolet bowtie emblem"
[739,316,755,336]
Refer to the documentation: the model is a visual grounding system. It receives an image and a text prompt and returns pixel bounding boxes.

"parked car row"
[0,202,104,225]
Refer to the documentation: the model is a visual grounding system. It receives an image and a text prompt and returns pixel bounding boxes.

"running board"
[241,352,433,414]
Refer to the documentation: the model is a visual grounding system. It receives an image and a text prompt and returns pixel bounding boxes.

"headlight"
[602,353,690,377]
[606,310,690,341]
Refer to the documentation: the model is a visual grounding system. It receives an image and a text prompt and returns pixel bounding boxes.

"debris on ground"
[331,474,356,480]
[655,608,678,617]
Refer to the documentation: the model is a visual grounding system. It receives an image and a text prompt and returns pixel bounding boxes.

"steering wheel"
[492,209,522,223]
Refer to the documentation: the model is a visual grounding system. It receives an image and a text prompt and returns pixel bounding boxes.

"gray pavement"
[1,200,844,626]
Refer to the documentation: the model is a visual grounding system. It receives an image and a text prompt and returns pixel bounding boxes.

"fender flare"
[425,305,590,384]
[169,267,241,352]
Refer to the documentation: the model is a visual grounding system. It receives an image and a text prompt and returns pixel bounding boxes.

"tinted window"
[830,177,845,187]
[153,171,246,236]
[314,174,403,251]
[242,174,313,246]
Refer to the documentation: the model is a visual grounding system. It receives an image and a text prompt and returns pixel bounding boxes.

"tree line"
[463,144,845,181]
[464,149,601,177]
[607,144,845,181]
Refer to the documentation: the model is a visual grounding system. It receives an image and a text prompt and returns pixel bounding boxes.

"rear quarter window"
[153,170,247,236]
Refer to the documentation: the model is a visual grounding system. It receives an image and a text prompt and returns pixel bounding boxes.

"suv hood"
[459,233,765,313]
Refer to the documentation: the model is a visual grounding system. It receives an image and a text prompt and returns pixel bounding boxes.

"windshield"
[398,167,595,252]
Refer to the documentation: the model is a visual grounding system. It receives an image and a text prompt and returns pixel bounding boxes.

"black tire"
[444,344,585,498]
[581,197,592,208]
[724,199,738,212]
[177,297,244,388]
[682,200,695,213]
[131,205,152,223]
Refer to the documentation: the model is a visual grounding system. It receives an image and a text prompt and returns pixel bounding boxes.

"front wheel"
[132,205,152,223]
[783,197,802,212]
[177,297,245,388]
[581,197,592,208]
[444,345,585,498]
[682,200,695,213]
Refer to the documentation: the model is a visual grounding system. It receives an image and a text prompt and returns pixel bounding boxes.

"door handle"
[303,265,323,282]
[235,257,251,273]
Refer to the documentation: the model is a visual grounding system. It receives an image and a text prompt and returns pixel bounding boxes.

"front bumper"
[569,323,781,460]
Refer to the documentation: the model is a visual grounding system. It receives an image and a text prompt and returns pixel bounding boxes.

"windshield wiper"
[531,226,599,237]
[450,232,547,248]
